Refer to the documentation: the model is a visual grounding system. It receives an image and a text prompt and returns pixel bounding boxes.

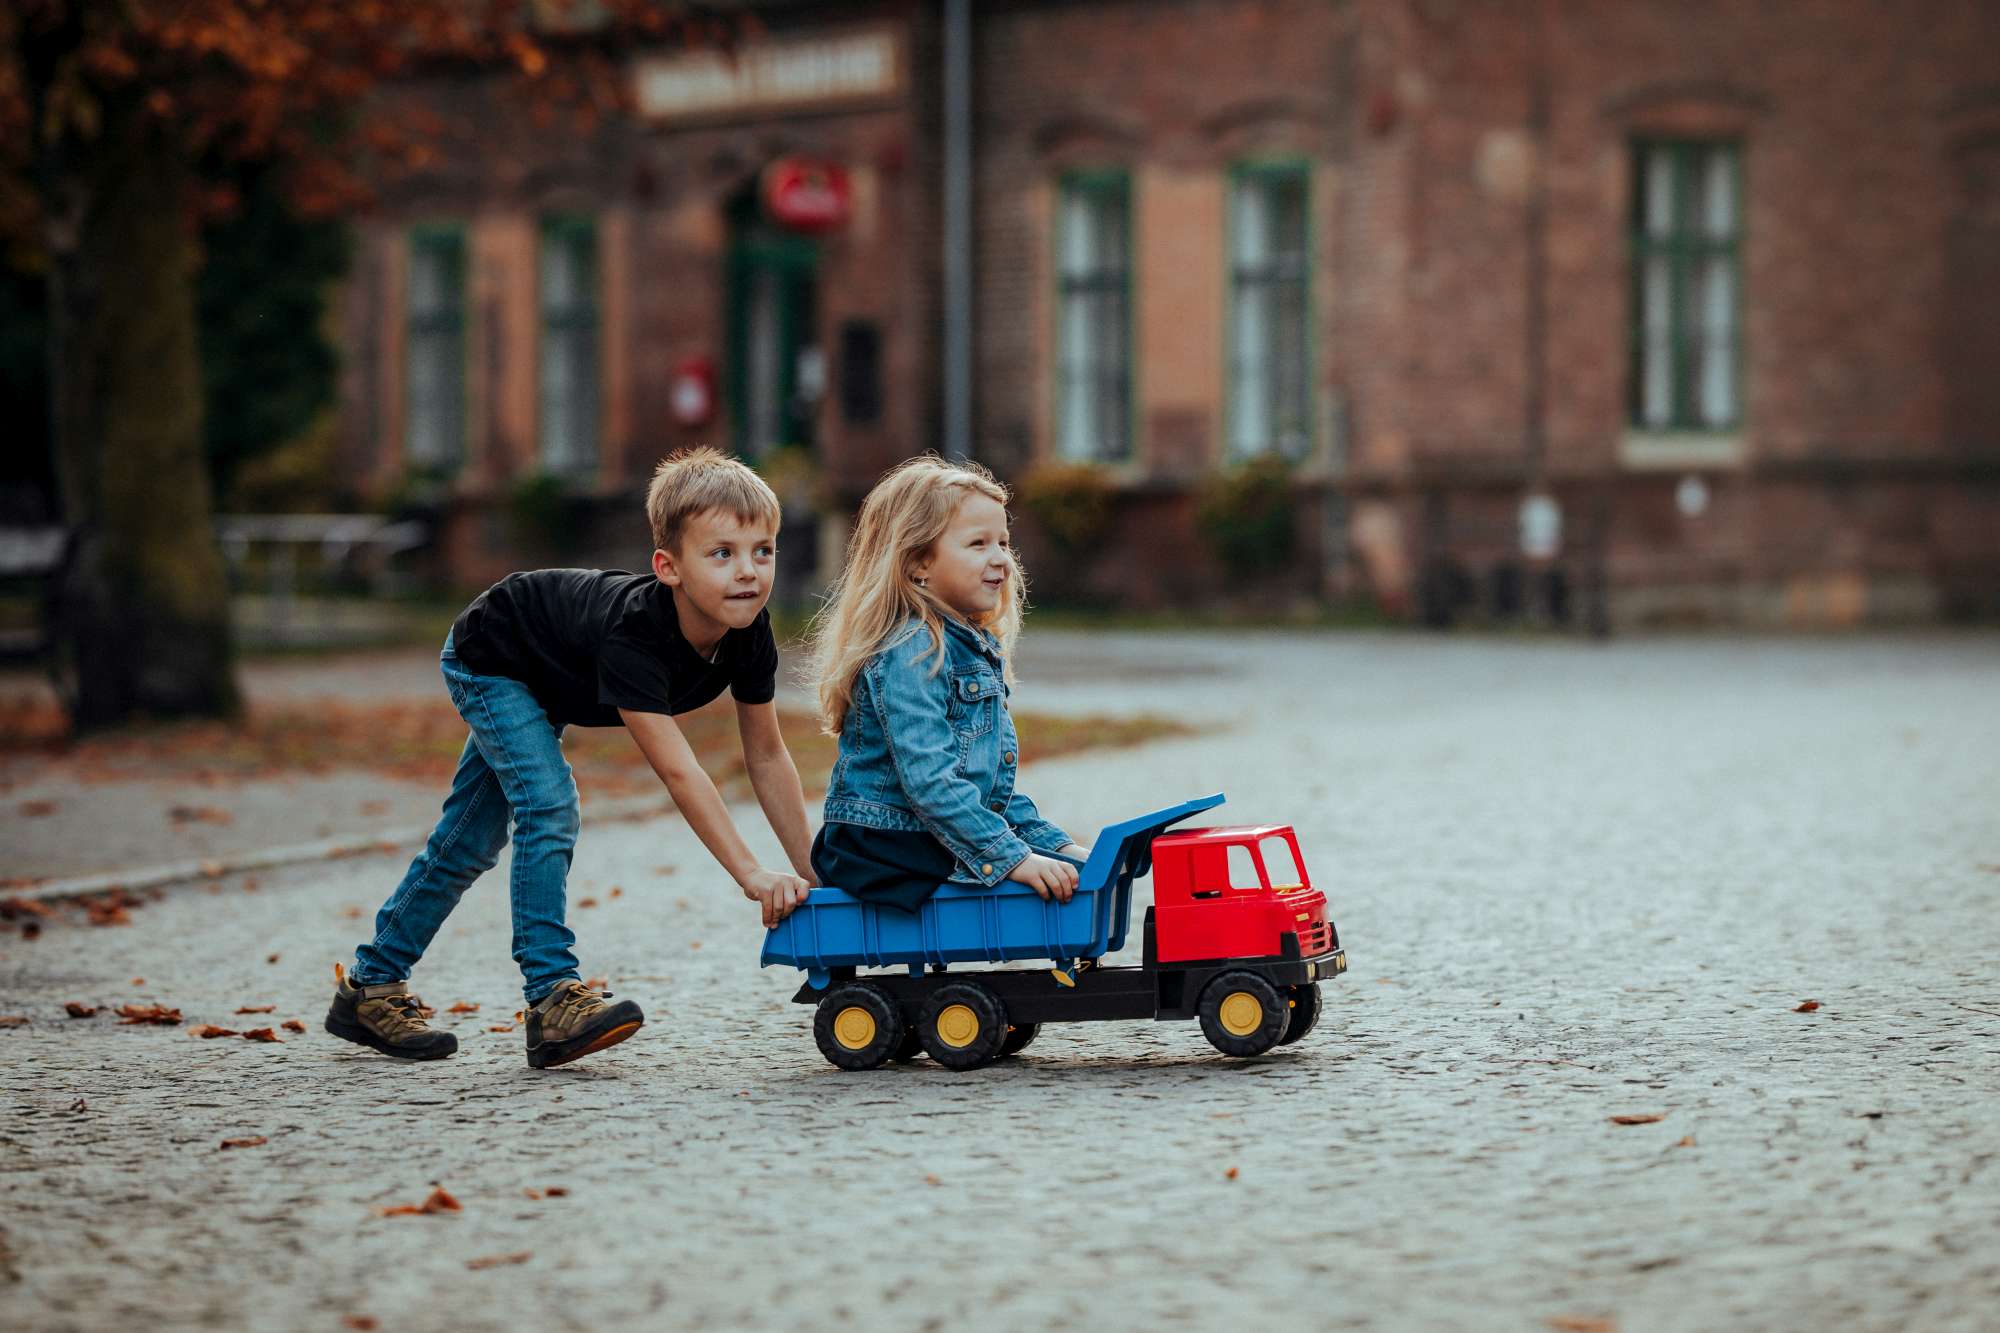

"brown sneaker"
[324,963,458,1060]
[524,980,643,1069]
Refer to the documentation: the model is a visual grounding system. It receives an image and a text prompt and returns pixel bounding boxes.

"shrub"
[1017,461,1116,555]
[1196,455,1297,577]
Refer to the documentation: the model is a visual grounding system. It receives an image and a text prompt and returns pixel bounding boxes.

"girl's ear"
[652,547,681,587]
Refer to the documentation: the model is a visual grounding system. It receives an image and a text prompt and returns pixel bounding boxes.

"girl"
[806,456,1089,911]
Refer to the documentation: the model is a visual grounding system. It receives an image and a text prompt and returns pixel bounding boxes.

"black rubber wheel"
[890,1026,925,1063]
[1197,971,1289,1058]
[1278,982,1322,1046]
[813,982,905,1071]
[917,981,1009,1070]
[998,1022,1041,1058]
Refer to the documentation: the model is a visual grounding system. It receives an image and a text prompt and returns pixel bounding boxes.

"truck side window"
[1261,836,1302,890]
[1226,843,1264,891]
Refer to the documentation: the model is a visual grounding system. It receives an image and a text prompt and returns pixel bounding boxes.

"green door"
[727,229,820,459]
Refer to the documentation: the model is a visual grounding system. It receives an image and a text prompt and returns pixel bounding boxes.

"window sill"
[1619,431,1746,471]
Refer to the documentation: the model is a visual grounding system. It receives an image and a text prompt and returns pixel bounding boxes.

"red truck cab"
[1150,825,1335,965]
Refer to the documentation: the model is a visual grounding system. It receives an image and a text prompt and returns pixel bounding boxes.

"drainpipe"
[943,0,973,461]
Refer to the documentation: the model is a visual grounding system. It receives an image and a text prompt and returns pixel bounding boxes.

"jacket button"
[968,683,980,696]
[1003,750,1016,765]
[980,863,993,876]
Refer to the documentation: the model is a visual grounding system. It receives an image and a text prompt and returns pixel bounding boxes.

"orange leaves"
[1794,1000,1821,1013]
[281,1019,305,1033]
[342,1318,378,1331]
[576,897,598,909]
[18,800,57,817]
[445,1001,479,1014]
[242,1027,281,1042]
[220,1135,267,1150]
[235,1004,276,1014]
[1608,1114,1666,1126]
[583,977,607,991]
[0,1016,28,1029]
[116,1004,182,1026]
[169,804,234,825]
[192,1024,239,1038]
[467,1251,532,1271]
[487,1023,515,1034]
[1546,1318,1617,1333]
[1225,1166,1240,1180]
[65,1002,100,1018]
[377,1186,460,1217]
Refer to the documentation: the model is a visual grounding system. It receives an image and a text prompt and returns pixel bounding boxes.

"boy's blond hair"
[806,454,1026,737]
[646,447,782,553]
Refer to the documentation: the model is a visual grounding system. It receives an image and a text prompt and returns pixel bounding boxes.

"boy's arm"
[735,700,816,881]
[620,708,810,926]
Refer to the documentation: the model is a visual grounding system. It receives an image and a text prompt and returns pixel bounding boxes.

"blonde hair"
[646,446,782,553]
[808,455,1027,736]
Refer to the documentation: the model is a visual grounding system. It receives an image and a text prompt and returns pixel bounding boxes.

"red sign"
[668,355,716,428]
[762,158,852,233]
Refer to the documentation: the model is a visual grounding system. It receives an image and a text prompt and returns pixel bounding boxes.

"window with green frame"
[538,215,599,475]
[1631,141,1743,431]
[1055,172,1132,462]
[1228,162,1312,459]
[405,225,466,472]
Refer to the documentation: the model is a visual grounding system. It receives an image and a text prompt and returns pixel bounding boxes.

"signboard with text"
[633,27,902,124]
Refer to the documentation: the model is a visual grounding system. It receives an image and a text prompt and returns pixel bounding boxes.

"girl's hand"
[1007,853,1078,903]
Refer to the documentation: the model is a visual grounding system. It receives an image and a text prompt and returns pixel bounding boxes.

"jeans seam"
[369,746,499,967]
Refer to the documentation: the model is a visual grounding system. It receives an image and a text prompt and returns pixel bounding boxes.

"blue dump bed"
[761,795,1224,982]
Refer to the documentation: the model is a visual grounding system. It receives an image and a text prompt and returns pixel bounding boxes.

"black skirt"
[811,821,964,913]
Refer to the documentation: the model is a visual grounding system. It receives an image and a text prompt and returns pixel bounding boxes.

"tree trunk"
[47,101,239,730]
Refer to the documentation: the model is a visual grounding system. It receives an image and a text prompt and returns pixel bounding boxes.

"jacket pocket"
[947,668,1000,739]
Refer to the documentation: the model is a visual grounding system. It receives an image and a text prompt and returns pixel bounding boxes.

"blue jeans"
[352,640,582,1003]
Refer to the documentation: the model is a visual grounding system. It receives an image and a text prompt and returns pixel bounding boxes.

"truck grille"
[1297,919,1333,956]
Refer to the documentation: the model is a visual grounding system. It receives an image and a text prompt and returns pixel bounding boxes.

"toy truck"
[761,794,1347,1070]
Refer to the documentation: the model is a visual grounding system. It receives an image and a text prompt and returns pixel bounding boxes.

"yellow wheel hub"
[1219,992,1265,1036]
[833,1006,877,1051]
[934,1003,981,1048]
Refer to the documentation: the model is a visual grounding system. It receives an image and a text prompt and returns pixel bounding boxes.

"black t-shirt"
[449,569,778,727]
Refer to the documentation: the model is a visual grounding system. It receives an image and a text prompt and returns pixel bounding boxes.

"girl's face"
[915,492,1012,621]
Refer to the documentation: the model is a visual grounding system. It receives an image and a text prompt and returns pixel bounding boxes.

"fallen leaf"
[282,1019,306,1033]
[115,1004,181,1025]
[0,1015,28,1028]
[445,1002,479,1014]
[65,1002,100,1018]
[544,1186,567,1197]
[1794,1000,1821,1013]
[20,920,40,939]
[191,1024,239,1039]
[241,1027,281,1042]
[488,1024,515,1033]
[68,1098,87,1113]
[923,1174,941,1186]
[1609,1114,1666,1126]
[609,887,623,899]
[577,897,598,909]
[522,1188,542,1200]
[199,861,225,879]
[169,804,234,825]
[466,1251,532,1270]
[220,1135,267,1150]
[341,906,363,919]
[343,1318,379,1331]
[1546,1318,1617,1333]
[242,877,259,891]
[584,977,607,990]
[0,895,52,919]
[654,865,678,876]
[378,1185,461,1217]
[235,1004,276,1014]
[131,977,144,985]
[18,799,57,817]
[689,941,702,951]
[1674,1135,1696,1148]
[267,954,280,964]
[1225,1166,1240,1180]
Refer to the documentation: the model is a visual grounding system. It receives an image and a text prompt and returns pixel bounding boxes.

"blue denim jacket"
[822,616,1071,886]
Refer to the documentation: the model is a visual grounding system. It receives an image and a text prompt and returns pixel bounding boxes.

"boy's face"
[653,509,778,635]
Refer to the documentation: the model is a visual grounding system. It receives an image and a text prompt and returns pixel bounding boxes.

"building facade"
[337,0,2000,623]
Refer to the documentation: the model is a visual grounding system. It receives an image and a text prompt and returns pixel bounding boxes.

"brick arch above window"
[1030,111,1145,169]
[1600,80,1772,138]
[1198,97,1321,157]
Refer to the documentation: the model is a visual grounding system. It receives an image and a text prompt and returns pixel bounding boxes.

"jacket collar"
[937,613,1004,667]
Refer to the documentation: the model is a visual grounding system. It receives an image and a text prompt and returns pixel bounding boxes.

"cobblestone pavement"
[3,632,1998,1332]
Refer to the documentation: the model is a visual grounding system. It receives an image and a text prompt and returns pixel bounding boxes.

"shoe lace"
[545,983,608,1029]
[376,992,432,1037]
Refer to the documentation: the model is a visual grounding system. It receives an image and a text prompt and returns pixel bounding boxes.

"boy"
[327,448,816,1068]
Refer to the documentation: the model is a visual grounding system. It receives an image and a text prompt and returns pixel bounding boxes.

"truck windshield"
[1260,836,1303,890]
